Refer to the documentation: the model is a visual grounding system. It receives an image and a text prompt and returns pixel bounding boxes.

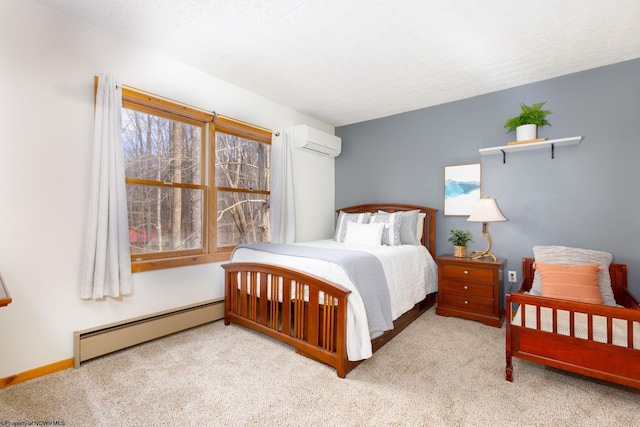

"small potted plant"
[448,229,473,258]
[503,101,551,142]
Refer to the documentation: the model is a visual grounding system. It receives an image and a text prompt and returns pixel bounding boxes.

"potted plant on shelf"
[504,101,551,142]
[448,229,473,258]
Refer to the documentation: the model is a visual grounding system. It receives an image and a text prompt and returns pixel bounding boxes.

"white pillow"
[344,222,384,246]
[334,211,372,242]
[530,245,616,306]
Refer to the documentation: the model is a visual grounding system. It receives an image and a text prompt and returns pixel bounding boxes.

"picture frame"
[444,163,481,216]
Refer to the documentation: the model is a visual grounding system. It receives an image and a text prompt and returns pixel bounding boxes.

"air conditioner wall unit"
[293,124,342,157]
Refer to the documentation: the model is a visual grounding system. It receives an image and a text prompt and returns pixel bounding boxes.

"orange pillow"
[534,262,603,304]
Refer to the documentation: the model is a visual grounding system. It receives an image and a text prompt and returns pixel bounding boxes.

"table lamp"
[467,196,508,261]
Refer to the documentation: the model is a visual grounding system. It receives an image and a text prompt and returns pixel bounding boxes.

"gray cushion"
[370,211,402,246]
[377,210,421,245]
[399,209,420,245]
[334,211,371,242]
[530,245,616,306]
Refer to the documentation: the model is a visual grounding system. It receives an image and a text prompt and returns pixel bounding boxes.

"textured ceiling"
[37,0,640,126]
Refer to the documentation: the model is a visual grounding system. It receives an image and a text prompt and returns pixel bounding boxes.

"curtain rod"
[119,82,280,136]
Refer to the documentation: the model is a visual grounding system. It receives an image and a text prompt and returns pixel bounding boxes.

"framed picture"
[444,163,481,216]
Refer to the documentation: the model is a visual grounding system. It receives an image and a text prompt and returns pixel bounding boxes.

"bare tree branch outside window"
[122,108,203,255]
[215,131,270,246]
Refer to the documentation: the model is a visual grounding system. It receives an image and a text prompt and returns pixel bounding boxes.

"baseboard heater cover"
[74,298,224,367]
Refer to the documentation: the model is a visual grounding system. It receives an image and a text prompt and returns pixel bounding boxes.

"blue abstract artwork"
[444,163,481,216]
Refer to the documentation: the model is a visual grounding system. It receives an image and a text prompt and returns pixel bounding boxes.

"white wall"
[293,151,336,242]
[0,0,336,379]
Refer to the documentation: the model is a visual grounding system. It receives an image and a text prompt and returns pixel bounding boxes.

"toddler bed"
[506,246,640,389]
[223,203,438,378]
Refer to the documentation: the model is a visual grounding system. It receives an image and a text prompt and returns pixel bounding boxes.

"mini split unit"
[294,124,342,157]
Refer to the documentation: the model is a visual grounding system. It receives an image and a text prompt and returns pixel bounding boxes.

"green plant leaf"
[503,101,552,133]
[448,229,473,246]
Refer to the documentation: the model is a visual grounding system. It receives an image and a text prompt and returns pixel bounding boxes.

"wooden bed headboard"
[336,203,438,258]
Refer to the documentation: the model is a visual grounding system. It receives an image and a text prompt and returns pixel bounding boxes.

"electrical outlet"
[508,271,517,283]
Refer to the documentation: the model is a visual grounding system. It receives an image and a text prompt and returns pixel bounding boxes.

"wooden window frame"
[212,117,272,255]
[122,89,219,272]
[110,86,272,272]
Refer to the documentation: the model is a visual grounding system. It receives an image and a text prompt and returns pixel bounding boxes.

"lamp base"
[470,226,499,262]
[468,249,499,262]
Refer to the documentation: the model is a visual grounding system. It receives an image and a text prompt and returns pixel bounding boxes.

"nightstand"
[435,255,504,327]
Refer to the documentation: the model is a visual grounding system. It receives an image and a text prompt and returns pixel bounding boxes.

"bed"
[505,247,640,389]
[223,203,438,378]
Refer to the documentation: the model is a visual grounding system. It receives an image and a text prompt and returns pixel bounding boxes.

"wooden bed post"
[505,293,513,382]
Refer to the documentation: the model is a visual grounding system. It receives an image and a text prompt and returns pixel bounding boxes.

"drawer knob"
[464,300,469,304]
[463,285,468,290]
[464,270,469,275]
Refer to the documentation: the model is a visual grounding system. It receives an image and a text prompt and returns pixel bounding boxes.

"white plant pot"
[516,124,537,141]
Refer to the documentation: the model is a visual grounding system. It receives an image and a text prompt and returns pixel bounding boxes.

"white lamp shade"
[467,198,508,222]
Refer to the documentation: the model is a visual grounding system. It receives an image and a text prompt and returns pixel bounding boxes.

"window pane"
[123,108,202,185]
[217,190,270,246]
[215,132,270,190]
[127,184,203,255]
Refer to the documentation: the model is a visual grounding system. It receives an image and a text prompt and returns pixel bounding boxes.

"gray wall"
[336,58,640,298]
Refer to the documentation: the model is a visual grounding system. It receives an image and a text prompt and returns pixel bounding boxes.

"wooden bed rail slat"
[322,295,333,352]
[239,271,248,318]
[259,273,268,326]
[307,287,319,346]
[282,275,292,335]
[294,282,304,340]
[250,272,258,322]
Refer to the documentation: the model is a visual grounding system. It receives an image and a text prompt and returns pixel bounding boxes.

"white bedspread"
[231,239,438,361]
[512,304,640,349]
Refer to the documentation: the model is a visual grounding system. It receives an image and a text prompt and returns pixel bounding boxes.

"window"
[214,118,271,248]
[121,88,271,272]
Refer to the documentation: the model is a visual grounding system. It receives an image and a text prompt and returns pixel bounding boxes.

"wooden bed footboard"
[223,262,352,377]
[223,261,437,378]
[506,292,640,389]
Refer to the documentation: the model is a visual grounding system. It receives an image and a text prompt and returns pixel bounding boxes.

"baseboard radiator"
[73,298,224,367]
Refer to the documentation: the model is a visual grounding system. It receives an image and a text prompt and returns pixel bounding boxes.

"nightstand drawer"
[441,279,493,299]
[441,293,493,314]
[441,264,494,282]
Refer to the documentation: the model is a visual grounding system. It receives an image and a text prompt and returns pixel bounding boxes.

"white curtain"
[270,131,296,243]
[80,75,133,299]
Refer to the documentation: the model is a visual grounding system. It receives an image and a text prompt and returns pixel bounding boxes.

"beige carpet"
[1,308,638,426]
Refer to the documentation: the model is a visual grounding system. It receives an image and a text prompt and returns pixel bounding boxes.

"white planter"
[516,124,537,141]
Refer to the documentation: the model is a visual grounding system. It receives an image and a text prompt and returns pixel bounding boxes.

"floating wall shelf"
[479,136,583,163]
